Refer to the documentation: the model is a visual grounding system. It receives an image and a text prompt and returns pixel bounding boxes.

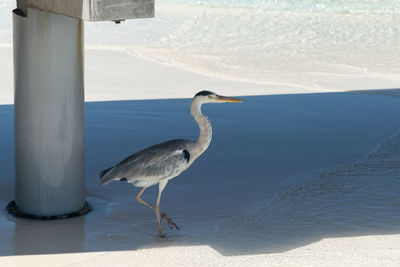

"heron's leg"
[136,186,179,230]
[155,180,169,237]
[155,193,163,237]
[136,187,154,210]
[156,180,179,230]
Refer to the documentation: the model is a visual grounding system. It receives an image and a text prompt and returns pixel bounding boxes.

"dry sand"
[1,234,400,266]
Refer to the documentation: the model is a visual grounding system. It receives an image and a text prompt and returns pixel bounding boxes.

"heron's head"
[193,90,243,104]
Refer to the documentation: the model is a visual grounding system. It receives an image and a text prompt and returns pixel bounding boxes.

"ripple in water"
[216,132,400,253]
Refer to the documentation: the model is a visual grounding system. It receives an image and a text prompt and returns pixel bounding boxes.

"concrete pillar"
[12,8,86,217]
[8,0,154,219]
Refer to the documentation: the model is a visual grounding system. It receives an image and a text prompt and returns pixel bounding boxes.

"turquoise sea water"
[1,0,400,87]
[122,0,400,88]
[162,0,400,13]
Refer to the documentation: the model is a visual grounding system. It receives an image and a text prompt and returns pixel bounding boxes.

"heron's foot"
[160,211,180,230]
[158,232,166,238]
[157,232,175,240]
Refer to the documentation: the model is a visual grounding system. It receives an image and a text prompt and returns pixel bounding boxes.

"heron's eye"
[208,95,217,99]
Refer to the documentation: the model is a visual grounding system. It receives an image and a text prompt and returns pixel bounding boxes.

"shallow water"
[1,0,399,90]
[215,131,400,253]
[164,0,400,13]
[131,4,400,88]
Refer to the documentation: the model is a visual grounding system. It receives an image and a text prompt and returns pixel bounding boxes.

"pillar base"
[6,201,92,220]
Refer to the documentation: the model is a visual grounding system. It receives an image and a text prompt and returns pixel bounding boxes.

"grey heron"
[99,91,243,237]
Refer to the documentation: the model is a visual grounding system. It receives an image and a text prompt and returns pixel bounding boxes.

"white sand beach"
[1,0,400,266]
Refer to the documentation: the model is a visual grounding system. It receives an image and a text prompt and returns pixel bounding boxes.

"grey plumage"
[99,139,193,187]
[99,91,242,237]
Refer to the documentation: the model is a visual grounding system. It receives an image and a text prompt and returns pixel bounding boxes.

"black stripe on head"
[120,177,127,182]
[195,90,214,97]
[183,149,190,162]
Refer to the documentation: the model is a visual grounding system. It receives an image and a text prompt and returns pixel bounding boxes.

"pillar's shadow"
[12,216,85,255]
[1,90,400,256]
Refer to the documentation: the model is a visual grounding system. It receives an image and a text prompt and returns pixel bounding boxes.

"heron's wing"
[116,139,187,167]
[99,139,191,185]
[125,149,191,182]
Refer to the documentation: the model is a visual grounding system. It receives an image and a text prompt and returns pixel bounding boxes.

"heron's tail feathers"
[99,167,115,185]
[99,167,113,178]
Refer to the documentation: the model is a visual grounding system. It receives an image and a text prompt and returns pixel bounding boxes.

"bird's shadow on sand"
[1,89,400,256]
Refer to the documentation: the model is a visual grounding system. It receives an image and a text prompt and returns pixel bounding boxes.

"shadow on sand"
[0,89,400,256]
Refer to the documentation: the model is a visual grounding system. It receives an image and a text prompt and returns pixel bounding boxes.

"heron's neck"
[191,99,212,155]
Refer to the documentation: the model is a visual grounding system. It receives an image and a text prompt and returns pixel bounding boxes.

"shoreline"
[1,46,399,106]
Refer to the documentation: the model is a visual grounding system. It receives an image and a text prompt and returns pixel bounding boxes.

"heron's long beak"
[216,95,243,102]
